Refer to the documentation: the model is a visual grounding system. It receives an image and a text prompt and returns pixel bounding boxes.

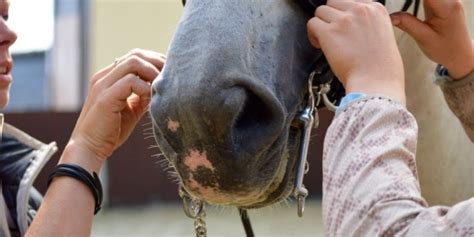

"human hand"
[64,49,165,170]
[307,0,405,104]
[391,0,474,79]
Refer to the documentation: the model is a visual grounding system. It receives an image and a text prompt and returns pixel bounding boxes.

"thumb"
[390,12,434,42]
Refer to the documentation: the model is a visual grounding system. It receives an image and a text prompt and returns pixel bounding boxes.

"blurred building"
[8,0,182,112]
[7,0,54,112]
[9,52,50,111]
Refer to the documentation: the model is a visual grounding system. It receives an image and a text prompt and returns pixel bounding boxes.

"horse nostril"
[231,88,284,153]
[234,90,272,131]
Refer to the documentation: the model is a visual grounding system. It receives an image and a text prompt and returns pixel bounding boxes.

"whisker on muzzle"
[148,144,160,149]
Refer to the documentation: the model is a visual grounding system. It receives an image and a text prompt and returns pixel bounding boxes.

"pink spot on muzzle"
[167,117,180,132]
[184,149,215,172]
[183,149,228,203]
[182,149,267,205]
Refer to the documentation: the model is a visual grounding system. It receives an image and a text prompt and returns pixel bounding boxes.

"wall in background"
[91,0,182,74]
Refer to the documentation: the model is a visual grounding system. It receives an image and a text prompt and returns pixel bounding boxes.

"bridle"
[175,0,420,236]
[295,0,421,16]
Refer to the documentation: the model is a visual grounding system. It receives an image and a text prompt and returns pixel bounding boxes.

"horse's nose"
[152,75,286,157]
[151,76,287,196]
[226,83,285,155]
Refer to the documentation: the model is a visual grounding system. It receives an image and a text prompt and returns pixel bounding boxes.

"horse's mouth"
[167,124,302,209]
[150,73,305,209]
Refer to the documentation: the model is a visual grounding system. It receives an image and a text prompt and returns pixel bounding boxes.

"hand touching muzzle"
[68,49,166,168]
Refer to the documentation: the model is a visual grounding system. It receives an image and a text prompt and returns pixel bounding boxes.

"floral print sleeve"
[323,96,474,236]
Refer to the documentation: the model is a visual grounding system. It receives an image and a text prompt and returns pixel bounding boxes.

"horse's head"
[150,0,409,208]
[151,0,317,208]
[150,0,319,208]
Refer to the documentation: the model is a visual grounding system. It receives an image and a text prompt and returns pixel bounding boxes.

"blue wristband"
[336,92,367,113]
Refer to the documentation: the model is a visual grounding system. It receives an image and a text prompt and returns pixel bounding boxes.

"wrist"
[445,40,474,80]
[344,75,406,105]
[445,64,473,80]
[346,87,406,106]
[59,141,106,174]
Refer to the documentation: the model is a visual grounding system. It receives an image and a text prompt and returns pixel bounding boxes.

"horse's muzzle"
[150,74,295,206]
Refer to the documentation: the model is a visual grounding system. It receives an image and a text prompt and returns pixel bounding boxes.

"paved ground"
[92,200,323,237]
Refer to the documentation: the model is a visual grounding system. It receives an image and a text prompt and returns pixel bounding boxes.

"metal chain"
[179,187,208,237]
[194,209,207,237]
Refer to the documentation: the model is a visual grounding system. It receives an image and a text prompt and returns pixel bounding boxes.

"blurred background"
[4,0,328,236]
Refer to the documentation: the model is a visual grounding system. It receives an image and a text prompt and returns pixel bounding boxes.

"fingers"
[91,64,115,84]
[110,74,152,126]
[90,49,166,87]
[107,74,151,105]
[70,50,164,160]
[307,17,328,48]
[423,0,454,13]
[126,94,151,119]
[318,0,385,22]
[98,56,159,89]
[390,12,435,43]
[325,0,374,11]
[85,49,164,119]
[325,0,356,11]
[121,48,166,70]
[309,0,384,48]
[315,5,342,23]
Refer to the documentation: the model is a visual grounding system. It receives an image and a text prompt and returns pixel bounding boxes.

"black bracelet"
[47,164,103,214]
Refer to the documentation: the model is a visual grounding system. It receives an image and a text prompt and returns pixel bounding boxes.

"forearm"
[323,96,422,235]
[323,96,474,236]
[25,49,163,237]
[443,39,474,80]
[26,143,103,237]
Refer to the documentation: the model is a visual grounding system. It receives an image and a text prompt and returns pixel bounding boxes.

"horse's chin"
[237,128,300,209]
[237,167,295,209]
[177,128,300,209]
[180,155,297,209]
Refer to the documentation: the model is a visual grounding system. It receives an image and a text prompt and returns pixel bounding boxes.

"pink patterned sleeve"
[322,96,474,236]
